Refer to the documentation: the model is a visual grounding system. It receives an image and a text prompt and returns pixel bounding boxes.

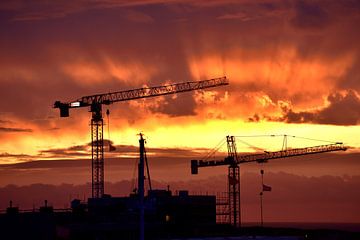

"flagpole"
[260,191,263,227]
[260,169,264,227]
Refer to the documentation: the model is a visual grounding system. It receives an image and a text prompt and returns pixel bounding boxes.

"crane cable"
[234,134,338,144]
[144,143,152,191]
[106,109,139,194]
[200,134,341,160]
[290,135,337,144]
[236,138,266,152]
[130,156,139,194]
[130,135,152,194]
[202,137,227,161]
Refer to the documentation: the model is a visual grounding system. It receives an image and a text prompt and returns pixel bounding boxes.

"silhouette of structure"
[191,135,347,227]
[1,192,216,239]
[54,77,228,198]
[0,135,217,240]
[0,135,356,239]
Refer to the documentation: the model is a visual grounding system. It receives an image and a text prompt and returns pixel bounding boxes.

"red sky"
[0,0,360,222]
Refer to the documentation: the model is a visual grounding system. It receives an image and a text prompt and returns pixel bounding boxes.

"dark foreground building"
[2,191,360,240]
[0,190,216,239]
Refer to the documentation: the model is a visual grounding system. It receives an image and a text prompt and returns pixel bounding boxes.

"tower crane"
[54,77,228,198]
[191,135,347,227]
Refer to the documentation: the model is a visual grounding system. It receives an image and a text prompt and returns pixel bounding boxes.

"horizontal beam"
[80,76,228,106]
[191,143,347,173]
[238,143,347,164]
[54,77,228,112]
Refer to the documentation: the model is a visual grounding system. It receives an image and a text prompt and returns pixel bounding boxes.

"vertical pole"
[227,136,241,228]
[228,164,240,227]
[144,148,152,191]
[228,169,231,225]
[138,133,145,240]
[238,165,241,228]
[232,166,237,227]
[260,192,263,227]
[91,103,104,198]
[282,135,287,151]
[91,120,94,198]
[260,169,264,227]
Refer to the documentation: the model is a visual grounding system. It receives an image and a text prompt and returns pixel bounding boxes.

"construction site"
[0,77,357,240]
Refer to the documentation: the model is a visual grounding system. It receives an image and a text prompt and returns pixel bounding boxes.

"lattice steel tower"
[55,77,229,198]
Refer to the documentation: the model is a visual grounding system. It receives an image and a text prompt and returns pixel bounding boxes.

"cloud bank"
[1,172,359,223]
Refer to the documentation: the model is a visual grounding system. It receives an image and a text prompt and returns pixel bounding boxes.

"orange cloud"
[187,49,355,119]
[0,0,359,166]
[62,57,158,86]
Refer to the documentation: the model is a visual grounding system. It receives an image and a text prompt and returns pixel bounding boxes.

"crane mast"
[191,136,347,227]
[54,77,228,198]
[226,136,241,227]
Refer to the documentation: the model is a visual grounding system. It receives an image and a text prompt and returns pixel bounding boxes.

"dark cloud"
[248,113,260,122]
[290,0,331,30]
[0,153,32,158]
[0,4,199,122]
[338,56,360,91]
[0,172,359,222]
[0,70,88,121]
[285,1,360,62]
[0,152,35,164]
[279,90,360,125]
[39,145,89,159]
[47,127,60,131]
[2,150,360,181]
[0,127,32,133]
[107,142,206,158]
[0,119,12,124]
[217,11,264,21]
[0,0,172,21]
[0,0,249,22]
[148,93,197,117]
[34,140,206,160]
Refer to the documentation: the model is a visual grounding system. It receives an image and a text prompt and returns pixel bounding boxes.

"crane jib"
[79,77,228,105]
[192,143,347,172]
[54,77,228,116]
[54,77,229,111]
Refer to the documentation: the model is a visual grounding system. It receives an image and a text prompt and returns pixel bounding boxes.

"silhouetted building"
[0,190,216,239]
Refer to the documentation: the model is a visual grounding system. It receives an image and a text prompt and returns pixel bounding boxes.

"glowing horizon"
[0,0,359,166]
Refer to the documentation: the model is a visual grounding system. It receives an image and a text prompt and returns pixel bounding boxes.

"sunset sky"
[1,0,360,222]
[1,0,359,162]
